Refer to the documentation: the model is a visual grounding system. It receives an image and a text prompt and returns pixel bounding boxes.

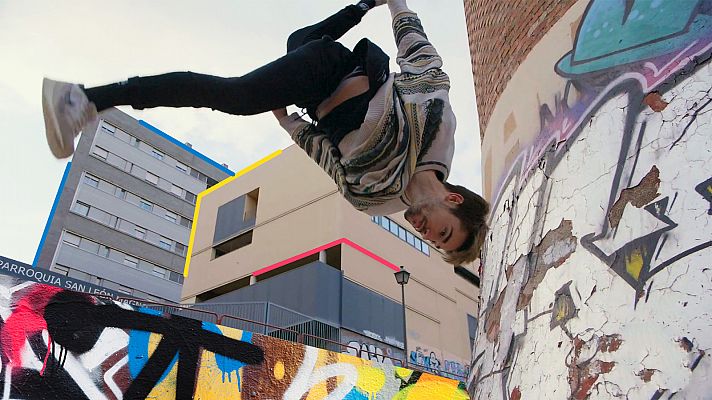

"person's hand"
[272,108,288,121]
[357,0,386,10]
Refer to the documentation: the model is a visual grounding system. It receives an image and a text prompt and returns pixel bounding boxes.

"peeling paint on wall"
[470,0,712,398]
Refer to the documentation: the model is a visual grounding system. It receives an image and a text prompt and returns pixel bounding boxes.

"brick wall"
[464,0,577,138]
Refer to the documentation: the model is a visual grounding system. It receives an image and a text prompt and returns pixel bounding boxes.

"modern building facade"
[34,108,232,303]
[465,0,712,398]
[183,145,480,380]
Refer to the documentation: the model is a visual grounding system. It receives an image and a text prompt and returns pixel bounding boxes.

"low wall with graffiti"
[470,0,712,399]
[0,274,467,399]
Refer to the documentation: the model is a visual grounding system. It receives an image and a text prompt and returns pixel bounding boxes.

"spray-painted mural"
[341,329,405,367]
[0,275,467,399]
[408,346,471,381]
[471,0,712,398]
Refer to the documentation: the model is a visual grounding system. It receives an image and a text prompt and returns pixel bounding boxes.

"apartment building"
[183,145,480,380]
[34,108,232,303]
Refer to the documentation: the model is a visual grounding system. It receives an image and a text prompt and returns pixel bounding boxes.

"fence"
[99,295,467,381]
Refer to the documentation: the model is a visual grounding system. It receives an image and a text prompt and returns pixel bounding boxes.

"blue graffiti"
[202,321,253,391]
[127,308,178,382]
[557,0,712,76]
[344,387,370,400]
[409,347,441,372]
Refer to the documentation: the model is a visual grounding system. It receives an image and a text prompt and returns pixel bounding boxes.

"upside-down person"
[41,0,489,265]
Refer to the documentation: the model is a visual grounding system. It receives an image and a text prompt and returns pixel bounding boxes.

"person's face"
[404,193,467,252]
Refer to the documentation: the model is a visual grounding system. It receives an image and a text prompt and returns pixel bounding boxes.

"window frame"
[158,239,173,251]
[134,226,147,240]
[84,174,100,188]
[145,172,159,185]
[73,201,90,216]
[123,255,139,268]
[92,146,109,160]
[62,232,81,247]
[151,150,164,160]
[139,199,154,212]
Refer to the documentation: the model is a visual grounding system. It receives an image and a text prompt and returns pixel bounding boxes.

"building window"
[145,172,159,185]
[158,239,172,251]
[134,226,147,240]
[151,150,164,160]
[52,264,70,276]
[467,314,478,352]
[62,232,81,247]
[164,212,178,224]
[398,226,407,241]
[117,285,133,295]
[372,216,430,256]
[175,162,188,173]
[213,231,253,259]
[184,191,197,204]
[380,217,389,230]
[84,174,99,188]
[100,122,116,135]
[130,137,141,147]
[139,200,153,212]
[190,169,208,183]
[98,245,110,258]
[123,255,138,269]
[406,231,416,246]
[175,243,187,256]
[152,266,167,278]
[72,201,90,216]
[169,271,184,284]
[170,185,183,196]
[79,237,100,254]
[92,146,109,160]
[179,217,192,228]
[114,187,126,199]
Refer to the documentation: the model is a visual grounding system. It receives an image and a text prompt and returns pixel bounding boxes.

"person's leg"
[286,1,380,52]
[84,38,358,116]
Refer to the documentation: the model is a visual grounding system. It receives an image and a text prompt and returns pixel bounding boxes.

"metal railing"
[99,295,467,381]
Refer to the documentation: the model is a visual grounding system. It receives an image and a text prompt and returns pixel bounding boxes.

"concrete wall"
[0,275,468,399]
[468,0,712,398]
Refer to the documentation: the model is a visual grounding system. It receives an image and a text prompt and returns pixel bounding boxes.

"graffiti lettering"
[0,270,468,399]
[44,290,264,400]
[344,340,395,365]
[409,346,441,372]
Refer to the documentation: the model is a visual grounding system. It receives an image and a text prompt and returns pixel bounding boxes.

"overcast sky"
[0,0,481,263]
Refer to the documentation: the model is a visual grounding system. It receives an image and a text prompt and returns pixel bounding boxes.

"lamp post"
[394,265,410,367]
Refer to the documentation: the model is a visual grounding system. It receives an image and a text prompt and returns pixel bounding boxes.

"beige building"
[182,145,480,380]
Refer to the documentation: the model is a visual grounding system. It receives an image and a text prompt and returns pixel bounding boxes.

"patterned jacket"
[278,9,456,216]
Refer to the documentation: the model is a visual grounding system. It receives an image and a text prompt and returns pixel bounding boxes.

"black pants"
[86,5,368,119]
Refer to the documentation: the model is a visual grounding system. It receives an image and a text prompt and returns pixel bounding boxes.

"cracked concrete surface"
[470,13,712,400]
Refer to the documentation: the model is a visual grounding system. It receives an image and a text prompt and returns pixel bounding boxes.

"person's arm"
[387,0,443,75]
[272,108,311,139]
[271,108,346,197]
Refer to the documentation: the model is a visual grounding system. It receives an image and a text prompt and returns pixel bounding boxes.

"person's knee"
[287,28,329,52]
[287,29,309,52]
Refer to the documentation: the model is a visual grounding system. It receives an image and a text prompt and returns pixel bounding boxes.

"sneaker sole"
[42,78,74,158]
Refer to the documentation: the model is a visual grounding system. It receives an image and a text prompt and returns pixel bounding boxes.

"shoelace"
[66,88,95,134]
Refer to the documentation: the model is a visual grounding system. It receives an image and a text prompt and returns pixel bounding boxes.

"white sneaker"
[42,78,98,158]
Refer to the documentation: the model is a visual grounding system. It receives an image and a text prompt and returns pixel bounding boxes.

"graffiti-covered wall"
[0,275,467,399]
[468,0,712,398]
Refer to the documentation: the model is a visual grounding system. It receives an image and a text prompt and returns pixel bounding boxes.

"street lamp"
[394,265,410,366]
